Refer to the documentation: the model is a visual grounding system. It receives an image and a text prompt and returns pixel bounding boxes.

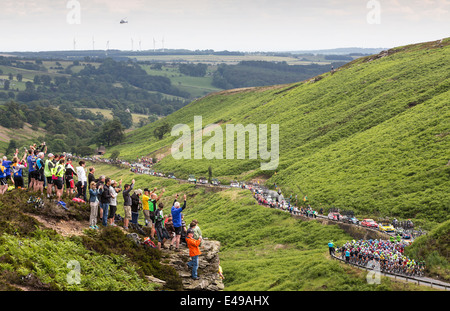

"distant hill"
[2,48,382,59]
[108,38,450,223]
[287,47,387,55]
[0,50,359,112]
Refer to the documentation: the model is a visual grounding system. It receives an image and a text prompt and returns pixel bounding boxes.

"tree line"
[0,101,126,156]
[212,60,347,89]
[1,57,189,117]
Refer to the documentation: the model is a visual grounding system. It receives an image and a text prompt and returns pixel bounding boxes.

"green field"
[140,64,222,98]
[72,107,157,130]
[131,54,337,65]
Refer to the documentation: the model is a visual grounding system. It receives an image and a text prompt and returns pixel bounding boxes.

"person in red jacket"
[186,228,202,280]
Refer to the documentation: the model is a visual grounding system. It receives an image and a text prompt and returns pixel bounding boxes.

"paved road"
[331,254,450,290]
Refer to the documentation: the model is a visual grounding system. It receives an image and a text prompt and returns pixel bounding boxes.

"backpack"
[27,196,44,208]
[100,186,111,203]
[52,164,64,179]
[72,197,85,203]
[34,197,44,209]
[115,214,124,222]
[143,237,156,249]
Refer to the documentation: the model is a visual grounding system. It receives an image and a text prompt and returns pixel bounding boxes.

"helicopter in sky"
[120,18,128,24]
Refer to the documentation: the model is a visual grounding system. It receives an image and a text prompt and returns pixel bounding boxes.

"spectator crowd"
[0,142,207,280]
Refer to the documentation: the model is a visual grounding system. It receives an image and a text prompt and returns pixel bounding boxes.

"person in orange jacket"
[186,228,202,280]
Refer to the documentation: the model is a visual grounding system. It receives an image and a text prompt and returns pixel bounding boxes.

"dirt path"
[25,213,89,237]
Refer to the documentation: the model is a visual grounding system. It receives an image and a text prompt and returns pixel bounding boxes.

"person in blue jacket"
[328,240,335,256]
[2,156,13,182]
[171,193,187,251]
[0,158,9,195]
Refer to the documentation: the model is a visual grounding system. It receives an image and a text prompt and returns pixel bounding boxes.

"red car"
[361,219,378,228]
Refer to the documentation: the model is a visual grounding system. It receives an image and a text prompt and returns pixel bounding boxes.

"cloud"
[0,0,449,52]
[86,0,148,14]
[383,0,450,21]
[1,0,53,17]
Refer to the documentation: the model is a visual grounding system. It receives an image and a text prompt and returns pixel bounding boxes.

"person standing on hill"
[2,156,13,189]
[142,187,165,235]
[108,179,122,226]
[0,159,9,195]
[191,220,202,241]
[44,153,55,198]
[99,177,112,227]
[142,188,152,228]
[122,179,135,230]
[11,151,27,189]
[52,158,66,201]
[189,220,203,247]
[89,181,100,229]
[164,214,176,250]
[171,193,187,251]
[130,189,142,228]
[328,240,335,256]
[64,158,77,197]
[96,175,106,221]
[218,261,225,280]
[26,149,37,191]
[149,188,165,239]
[186,228,202,280]
[88,167,97,189]
[34,152,45,195]
[155,202,170,250]
[76,161,87,202]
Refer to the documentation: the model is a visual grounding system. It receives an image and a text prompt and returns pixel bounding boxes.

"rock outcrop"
[162,239,224,291]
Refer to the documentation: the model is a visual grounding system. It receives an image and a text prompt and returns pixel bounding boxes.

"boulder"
[161,239,224,291]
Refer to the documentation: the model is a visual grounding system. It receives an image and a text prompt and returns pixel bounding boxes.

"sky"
[0,0,449,52]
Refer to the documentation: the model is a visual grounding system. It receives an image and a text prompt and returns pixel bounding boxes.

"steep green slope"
[404,219,450,281]
[109,38,450,223]
[84,162,434,291]
[0,190,181,291]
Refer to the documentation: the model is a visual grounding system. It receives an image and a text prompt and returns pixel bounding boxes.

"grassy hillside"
[108,38,450,224]
[84,162,436,291]
[0,160,442,291]
[0,190,181,291]
[404,219,450,281]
